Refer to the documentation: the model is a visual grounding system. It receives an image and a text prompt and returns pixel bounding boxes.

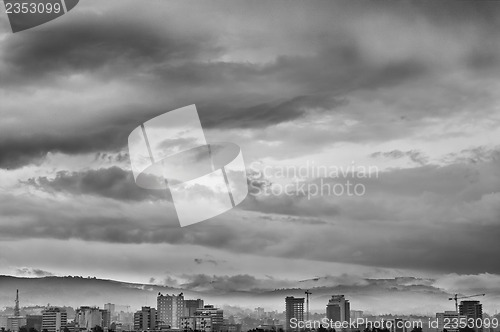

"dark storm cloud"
[0,9,221,83]
[0,129,127,169]
[0,145,498,274]
[0,191,280,249]
[241,157,500,273]
[159,49,428,130]
[24,166,166,201]
[0,2,223,170]
[0,103,186,170]
[1,182,500,276]
[3,0,499,170]
[199,94,347,129]
[3,152,497,274]
[0,111,141,169]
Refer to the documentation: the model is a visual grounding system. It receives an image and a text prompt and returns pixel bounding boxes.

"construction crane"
[305,290,312,321]
[448,293,485,312]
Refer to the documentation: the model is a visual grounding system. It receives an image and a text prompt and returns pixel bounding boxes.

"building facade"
[7,316,27,332]
[285,297,304,332]
[157,293,185,329]
[75,307,109,331]
[326,295,350,323]
[184,300,204,317]
[133,307,157,331]
[459,301,483,332]
[180,305,224,332]
[27,315,43,332]
[42,307,68,332]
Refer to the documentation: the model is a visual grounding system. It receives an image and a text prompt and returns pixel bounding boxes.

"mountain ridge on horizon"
[0,274,476,316]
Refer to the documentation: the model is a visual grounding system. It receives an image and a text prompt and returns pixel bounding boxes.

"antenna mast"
[14,289,20,316]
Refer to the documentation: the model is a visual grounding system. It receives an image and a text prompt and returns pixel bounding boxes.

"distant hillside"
[0,275,287,313]
[0,275,462,315]
[0,275,184,311]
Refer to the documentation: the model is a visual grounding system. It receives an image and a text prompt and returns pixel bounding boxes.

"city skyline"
[0,278,497,318]
[1,287,495,332]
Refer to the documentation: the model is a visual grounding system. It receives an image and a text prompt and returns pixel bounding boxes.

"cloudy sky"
[1,0,500,315]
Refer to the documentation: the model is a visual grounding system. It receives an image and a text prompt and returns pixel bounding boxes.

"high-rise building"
[184,300,204,317]
[285,297,304,332]
[75,307,109,331]
[459,301,483,332]
[157,293,185,329]
[104,304,115,319]
[102,310,110,330]
[42,307,68,332]
[459,301,483,320]
[133,307,157,331]
[326,295,350,323]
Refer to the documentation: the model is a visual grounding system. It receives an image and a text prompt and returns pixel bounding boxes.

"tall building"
[102,310,111,330]
[285,297,304,332]
[157,293,184,329]
[326,295,350,323]
[134,307,157,331]
[75,307,109,331]
[104,304,116,319]
[184,300,204,317]
[459,301,483,331]
[42,307,68,332]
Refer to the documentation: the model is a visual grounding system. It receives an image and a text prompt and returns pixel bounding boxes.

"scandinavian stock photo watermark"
[248,161,380,200]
